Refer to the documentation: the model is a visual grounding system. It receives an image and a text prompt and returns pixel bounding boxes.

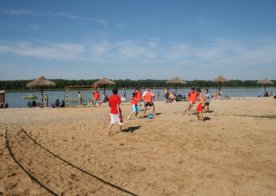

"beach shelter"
[257,79,274,91]
[26,76,56,108]
[166,77,186,92]
[93,77,116,95]
[0,90,5,108]
[212,75,227,88]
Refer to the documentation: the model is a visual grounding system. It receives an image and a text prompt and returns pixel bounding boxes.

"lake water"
[3,87,276,108]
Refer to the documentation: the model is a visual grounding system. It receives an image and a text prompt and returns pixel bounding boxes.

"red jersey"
[93,91,100,100]
[136,90,142,101]
[143,91,153,102]
[188,91,197,103]
[130,97,138,105]
[109,94,121,114]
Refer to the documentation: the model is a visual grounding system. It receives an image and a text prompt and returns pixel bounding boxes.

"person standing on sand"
[121,88,126,102]
[163,87,169,103]
[196,89,206,122]
[203,88,211,112]
[218,87,223,99]
[183,87,198,114]
[44,94,48,107]
[78,91,82,105]
[136,88,143,106]
[108,88,123,136]
[93,90,100,106]
[143,88,155,117]
[128,91,139,119]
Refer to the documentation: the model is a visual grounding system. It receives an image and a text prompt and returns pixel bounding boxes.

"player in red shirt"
[183,87,198,114]
[196,89,206,122]
[127,92,139,119]
[135,88,143,105]
[108,88,123,136]
[143,88,155,117]
[93,90,100,106]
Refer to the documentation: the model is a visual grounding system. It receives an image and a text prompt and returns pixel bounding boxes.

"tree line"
[0,79,275,91]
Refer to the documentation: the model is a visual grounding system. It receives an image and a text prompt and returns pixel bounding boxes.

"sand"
[0,97,276,195]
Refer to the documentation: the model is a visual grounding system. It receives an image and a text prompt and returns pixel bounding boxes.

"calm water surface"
[3,87,276,108]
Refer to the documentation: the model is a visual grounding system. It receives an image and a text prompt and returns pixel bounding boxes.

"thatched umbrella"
[212,75,227,88]
[166,77,186,92]
[26,76,56,108]
[257,79,274,91]
[93,77,115,95]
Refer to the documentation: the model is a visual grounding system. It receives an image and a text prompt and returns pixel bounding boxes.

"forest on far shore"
[0,79,275,91]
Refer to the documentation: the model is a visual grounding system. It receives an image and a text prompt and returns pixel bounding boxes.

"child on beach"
[136,88,143,106]
[183,87,198,114]
[108,88,123,136]
[128,92,139,120]
[196,89,206,122]
[203,88,211,112]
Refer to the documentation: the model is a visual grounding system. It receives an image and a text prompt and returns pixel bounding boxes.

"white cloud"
[0,37,275,79]
[0,41,85,60]
[1,9,108,26]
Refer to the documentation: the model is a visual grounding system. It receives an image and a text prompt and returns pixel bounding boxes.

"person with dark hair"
[135,88,143,106]
[108,88,123,136]
[93,90,100,106]
[78,91,82,105]
[196,88,206,122]
[128,91,139,120]
[60,100,65,107]
[183,87,198,114]
[55,99,60,107]
[32,100,37,107]
[203,88,211,112]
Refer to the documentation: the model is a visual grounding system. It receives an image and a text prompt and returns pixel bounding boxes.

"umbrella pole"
[103,84,106,103]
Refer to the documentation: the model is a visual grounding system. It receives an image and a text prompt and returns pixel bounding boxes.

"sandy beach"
[0,97,276,195]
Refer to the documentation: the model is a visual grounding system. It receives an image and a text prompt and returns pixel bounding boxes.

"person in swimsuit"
[196,89,206,122]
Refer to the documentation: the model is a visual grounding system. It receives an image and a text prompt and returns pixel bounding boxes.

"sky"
[0,0,276,80]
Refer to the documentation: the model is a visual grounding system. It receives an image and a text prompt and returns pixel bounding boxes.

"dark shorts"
[144,102,154,107]
[205,102,209,106]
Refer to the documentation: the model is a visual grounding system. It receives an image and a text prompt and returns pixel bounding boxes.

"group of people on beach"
[108,86,212,136]
[183,87,211,121]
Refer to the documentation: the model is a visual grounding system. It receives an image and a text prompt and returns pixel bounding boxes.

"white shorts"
[110,114,123,125]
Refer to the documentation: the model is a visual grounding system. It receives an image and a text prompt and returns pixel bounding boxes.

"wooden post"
[66,87,69,107]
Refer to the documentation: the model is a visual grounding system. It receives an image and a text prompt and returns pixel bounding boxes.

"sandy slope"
[0,97,276,195]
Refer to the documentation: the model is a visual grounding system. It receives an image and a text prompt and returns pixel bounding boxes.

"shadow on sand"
[203,117,211,121]
[123,126,141,133]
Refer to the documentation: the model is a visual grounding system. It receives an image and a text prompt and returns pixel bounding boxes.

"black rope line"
[5,128,58,196]
[21,128,137,196]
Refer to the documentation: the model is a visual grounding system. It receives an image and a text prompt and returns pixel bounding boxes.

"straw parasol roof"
[257,79,274,90]
[26,76,56,88]
[166,77,186,92]
[93,77,116,95]
[166,77,186,85]
[257,79,274,85]
[212,75,228,88]
[26,76,56,108]
[212,75,227,83]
